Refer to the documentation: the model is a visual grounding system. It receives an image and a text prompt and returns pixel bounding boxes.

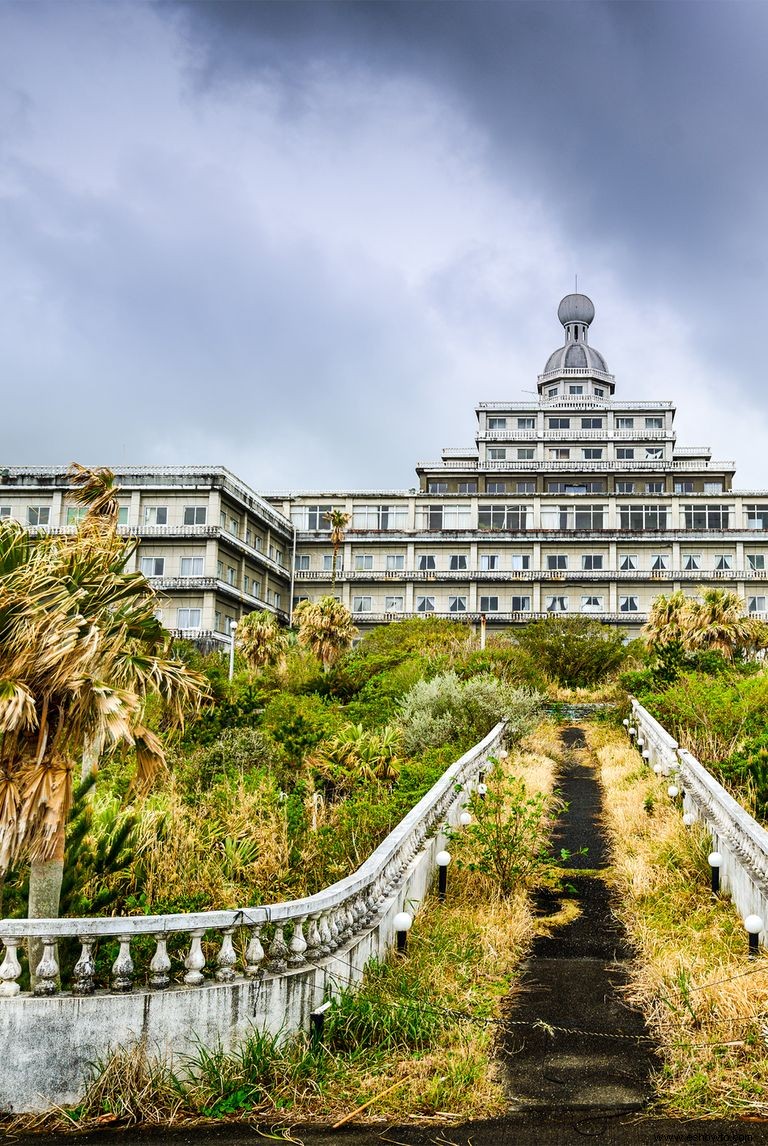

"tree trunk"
[27,839,65,989]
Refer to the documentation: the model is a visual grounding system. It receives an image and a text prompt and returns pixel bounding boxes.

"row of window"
[428,480,724,495]
[486,446,667,462]
[487,416,665,431]
[344,594,768,616]
[297,552,767,573]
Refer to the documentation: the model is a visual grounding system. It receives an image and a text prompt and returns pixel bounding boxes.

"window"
[746,506,768,529]
[27,506,50,526]
[428,481,448,494]
[749,597,767,614]
[547,387,558,398]
[568,384,584,395]
[458,481,477,494]
[511,595,531,611]
[674,481,694,494]
[480,554,499,571]
[546,596,568,612]
[550,448,570,460]
[352,504,409,530]
[291,504,335,531]
[449,596,467,613]
[449,554,468,570]
[228,517,239,536]
[516,481,536,494]
[140,556,165,577]
[217,560,223,577]
[714,555,733,571]
[488,448,507,460]
[619,555,637,571]
[416,504,471,530]
[183,506,207,526]
[480,596,499,612]
[386,554,405,571]
[594,387,605,398]
[541,504,606,530]
[352,596,372,613]
[385,595,404,611]
[616,417,634,429]
[322,555,343,572]
[416,596,435,613]
[215,610,222,631]
[176,608,202,629]
[548,417,570,429]
[683,554,700,571]
[704,482,724,494]
[645,417,664,429]
[244,575,250,593]
[748,554,765,570]
[66,506,86,525]
[651,554,669,571]
[645,447,664,459]
[646,481,664,494]
[486,481,507,494]
[683,505,732,530]
[546,481,606,494]
[517,448,535,460]
[478,504,532,530]
[616,482,635,494]
[547,555,568,569]
[582,417,603,429]
[180,557,204,576]
[295,554,310,571]
[0,506,10,519]
[619,504,669,530]
[292,596,309,608]
[354,554,373,571]
[488,417,508,429]
[117,506,129,526]
[616,448,634,460]
[583,448,603,460]
[620,597,639,613]
[144,506,168,526]
[517,417,535,429]
[581,596,603,612]
[227,566,237,585]
[274,593,281,609]
[511,554,531,570]
[418,555,436,571]
[582,554,603,570]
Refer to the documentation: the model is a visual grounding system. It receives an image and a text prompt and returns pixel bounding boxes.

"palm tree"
[643,590,688,651]
[293,596,357,671]
[0,465,208,938]
[236,609,289,671]
[684,588,754,661]
[323,510,351,589]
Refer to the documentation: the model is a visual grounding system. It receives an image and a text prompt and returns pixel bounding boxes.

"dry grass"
[591,723,768,1115]
[546,681,628,704]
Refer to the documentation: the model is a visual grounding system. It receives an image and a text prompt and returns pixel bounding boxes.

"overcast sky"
[2,0,768,491]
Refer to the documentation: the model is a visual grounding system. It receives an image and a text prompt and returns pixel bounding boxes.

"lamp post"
[393,911,412,954]
[709,851,722,896]
[745,915,764,959]
[436,850,452,902]
[228,620,238,683]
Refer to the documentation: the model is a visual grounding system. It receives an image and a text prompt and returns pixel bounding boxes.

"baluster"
[336,903,353,943]
[149,936,172,989]
[0,938,22,998]
[111,934,134,992]
[305,915,323,961]
[327,910,340,951]
[216,927,238,983]
[354,894,367,930]
[287,917,307,967]
[266,923,289,973]
[184,929,206,986]
[318,913,332,956]
[73,937,96,995]
[33,938,59,996]
[244,924,265,977]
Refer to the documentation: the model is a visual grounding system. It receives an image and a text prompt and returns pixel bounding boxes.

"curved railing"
[0,723,505,999]
[629,699,768,929]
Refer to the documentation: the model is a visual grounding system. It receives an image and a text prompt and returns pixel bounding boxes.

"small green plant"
[451,758,563,895]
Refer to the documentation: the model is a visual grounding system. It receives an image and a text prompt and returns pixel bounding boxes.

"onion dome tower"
[538,293,615,399]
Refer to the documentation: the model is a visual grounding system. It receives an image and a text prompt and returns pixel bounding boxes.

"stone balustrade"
[0,722,505,1113]
[630,700,768,944]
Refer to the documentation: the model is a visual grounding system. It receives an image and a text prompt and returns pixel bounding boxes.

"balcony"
[351,611,647,625]
[294,568,768,584]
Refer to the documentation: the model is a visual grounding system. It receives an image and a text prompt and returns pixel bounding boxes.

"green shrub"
[513,616,628,687]
[259,693,344,762]
[173,726,274,794]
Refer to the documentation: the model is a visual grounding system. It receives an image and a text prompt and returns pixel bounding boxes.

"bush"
[173,726,274,794]
[397,671,542,755]
[259,693,345,763]
[513,617,627,687]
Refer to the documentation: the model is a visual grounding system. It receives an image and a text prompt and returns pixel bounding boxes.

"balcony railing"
[295,568,768,584]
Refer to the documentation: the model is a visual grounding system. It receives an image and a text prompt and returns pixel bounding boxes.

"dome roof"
[544,342,609,374]
[557,293,595,326]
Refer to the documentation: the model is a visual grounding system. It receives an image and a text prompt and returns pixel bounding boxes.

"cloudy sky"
[1,0,768,491]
